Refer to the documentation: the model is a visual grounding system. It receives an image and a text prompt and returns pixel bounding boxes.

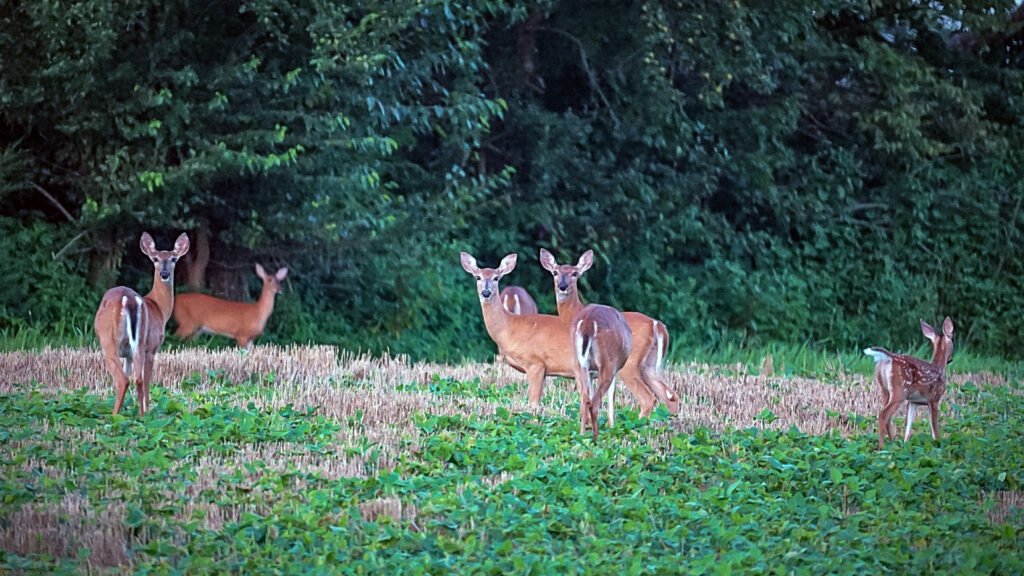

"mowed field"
[0,345,1021,574]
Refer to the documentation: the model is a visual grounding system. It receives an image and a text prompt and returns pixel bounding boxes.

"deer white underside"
[653,320,663,369]
[193,325,231,338]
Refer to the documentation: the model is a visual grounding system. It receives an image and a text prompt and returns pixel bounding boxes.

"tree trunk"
[183,227,211,291]
[88,233,124,289]
[517,11,543,91]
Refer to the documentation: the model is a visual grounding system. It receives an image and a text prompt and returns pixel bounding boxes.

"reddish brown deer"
[571,303,632,441]
[94,232,190,416]
[539,248,679,417]
[173,264,288,348]
[461,252,577,404]
[864,317,954,450]
[500,286,538,315]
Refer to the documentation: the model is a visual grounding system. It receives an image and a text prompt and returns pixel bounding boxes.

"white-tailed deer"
[461,252,581,404]
[500,286,538,315]
[571,303,632,441]
[173,264,288,348]
[94,232,190,416]
[864,317,954,451]
[539,248,679,417]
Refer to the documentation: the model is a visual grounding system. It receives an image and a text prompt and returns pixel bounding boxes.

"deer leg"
[173,323,195,339]
[103,355,130,416]
[607,377,617,429]
[877,395,904,450]
[619,363,657,418]
[142,355,157,415]
[643,369,679,415]
[525,365,547,405]
[928,401,941,442]
[575,364,591,435]
[903,403,916,442]
[875,368,890,407]
[639,348,679,414]
[136,379,146,417]
[590,399,601,442]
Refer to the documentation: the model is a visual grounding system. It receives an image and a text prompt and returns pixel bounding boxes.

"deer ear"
[577,250,594,274]
[255,264,267,279]
[920,319,937,341]
[460,252,480,275]
[275,267,288,281]
[496,254,518,276]
[173,233,190,256]
[942,316,954,338]
[140,232,157,257]
[539,248,557,272]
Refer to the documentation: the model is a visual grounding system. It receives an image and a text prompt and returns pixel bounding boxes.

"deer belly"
[196,325,234,338]
[906,391,930,404]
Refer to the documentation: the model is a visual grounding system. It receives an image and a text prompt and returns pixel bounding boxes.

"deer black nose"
[558,282,569,292]
[160,271,171,280]
[481,289,492,298]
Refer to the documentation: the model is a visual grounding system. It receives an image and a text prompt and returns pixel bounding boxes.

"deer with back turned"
[500,285,538,315]
[571,303,632,441]
[864,317,954,451]
[94,232,189,416]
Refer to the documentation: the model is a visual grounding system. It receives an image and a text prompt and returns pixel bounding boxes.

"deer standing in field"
[94,232,190,416]
[461,252,587,404]
[572,303,633,441]
[864,317,954,451]
[173,264,288,348]
[501,286,538,315]
[539,248,679,417]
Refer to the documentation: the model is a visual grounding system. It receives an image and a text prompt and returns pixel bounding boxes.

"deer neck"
[145,273,175,323]
[930,341,951,372]
[556,290,584,322]
[254,285,278,324]
[479,296,513,343]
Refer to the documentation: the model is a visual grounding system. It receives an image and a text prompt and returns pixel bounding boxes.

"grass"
[0,345,1021,574]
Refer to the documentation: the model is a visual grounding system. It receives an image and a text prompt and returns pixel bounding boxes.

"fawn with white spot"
[864,317,954,450]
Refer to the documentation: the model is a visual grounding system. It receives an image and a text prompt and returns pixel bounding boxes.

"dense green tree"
[2,0,1023,358]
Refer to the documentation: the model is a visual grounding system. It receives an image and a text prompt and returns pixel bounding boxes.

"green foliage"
[0,218,98,334]
[1,1,1024,359]
[1,373,1022,573]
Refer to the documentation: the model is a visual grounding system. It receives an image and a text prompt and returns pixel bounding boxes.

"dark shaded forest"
[1,0,1023,360]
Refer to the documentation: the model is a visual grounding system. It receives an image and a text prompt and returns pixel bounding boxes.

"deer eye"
[475,275,481,281]
[572,272,578,277]
[171,257,178,263]
[151,257,158,263]
[551,271,557,276]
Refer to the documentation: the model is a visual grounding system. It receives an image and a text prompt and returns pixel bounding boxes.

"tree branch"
[32,183,75,222]
[532,26,621,131]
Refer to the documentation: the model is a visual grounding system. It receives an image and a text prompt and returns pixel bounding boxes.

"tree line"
[1,0,1022,360]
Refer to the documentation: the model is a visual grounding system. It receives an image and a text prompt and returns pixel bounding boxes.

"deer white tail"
[575,319,595,399]
[511,294,521,314]
[864,347,891,364]
[120,295,143,361]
